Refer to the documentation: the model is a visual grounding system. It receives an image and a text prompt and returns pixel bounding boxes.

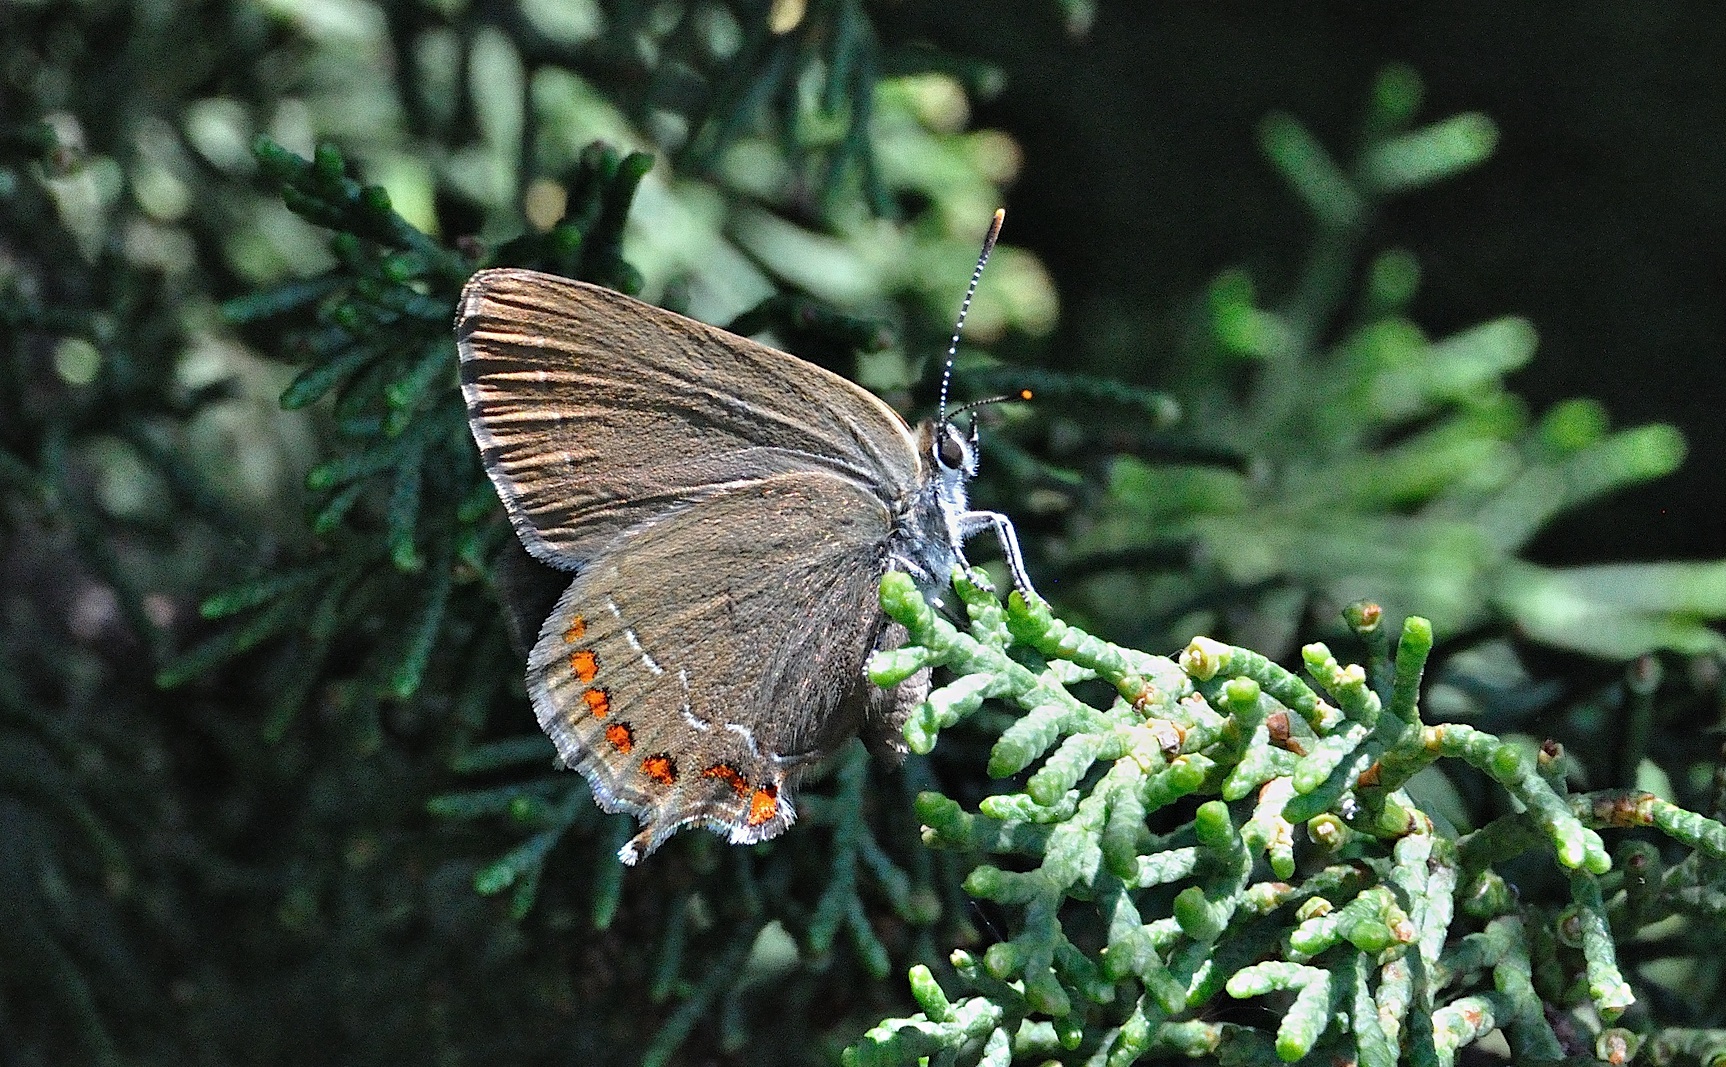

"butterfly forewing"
[457,269,924,571]
[530,472,896,863]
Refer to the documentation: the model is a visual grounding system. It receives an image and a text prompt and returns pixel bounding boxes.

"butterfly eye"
[936,425,968,470]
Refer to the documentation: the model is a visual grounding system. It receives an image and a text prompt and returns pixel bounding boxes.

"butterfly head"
[909,384,1038,600]
[921,387,1030,528]
[934,417,979,477]
[931,389,1030,476]
[921,416,979,524]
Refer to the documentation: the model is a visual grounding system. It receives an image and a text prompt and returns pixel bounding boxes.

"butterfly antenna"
[946,388,1034,420]
[938,208,1007,426]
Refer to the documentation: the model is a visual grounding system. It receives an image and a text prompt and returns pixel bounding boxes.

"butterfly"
[456,213,1030,863]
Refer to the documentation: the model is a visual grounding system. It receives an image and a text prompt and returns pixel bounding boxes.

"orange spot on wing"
[570,649,599,683]
[563,616,587,642]
[582,688,610,718]
[641,753,678,786]
[700,763,749,798]
[746,784,779,827]
[604,723,633,753]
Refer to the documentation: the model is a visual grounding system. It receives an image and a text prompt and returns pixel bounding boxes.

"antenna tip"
[979,210,1006,259]
[1017,388,1033,401]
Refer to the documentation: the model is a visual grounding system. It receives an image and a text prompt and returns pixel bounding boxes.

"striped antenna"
[946,388,1034,420]
[938,208,1006,425]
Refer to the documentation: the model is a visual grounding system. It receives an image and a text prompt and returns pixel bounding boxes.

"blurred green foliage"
[1059,68,1719,665]
[4,1,1726,1065]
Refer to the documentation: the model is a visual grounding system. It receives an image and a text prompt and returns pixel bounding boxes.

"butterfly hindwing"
[528,471,898,864]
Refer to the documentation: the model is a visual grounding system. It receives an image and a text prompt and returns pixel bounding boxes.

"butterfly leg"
[956,510,1037,597]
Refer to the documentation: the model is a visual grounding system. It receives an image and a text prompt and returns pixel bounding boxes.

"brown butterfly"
[456,213,1031,863]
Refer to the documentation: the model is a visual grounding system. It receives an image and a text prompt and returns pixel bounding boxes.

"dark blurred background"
[938,2,1726,564]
